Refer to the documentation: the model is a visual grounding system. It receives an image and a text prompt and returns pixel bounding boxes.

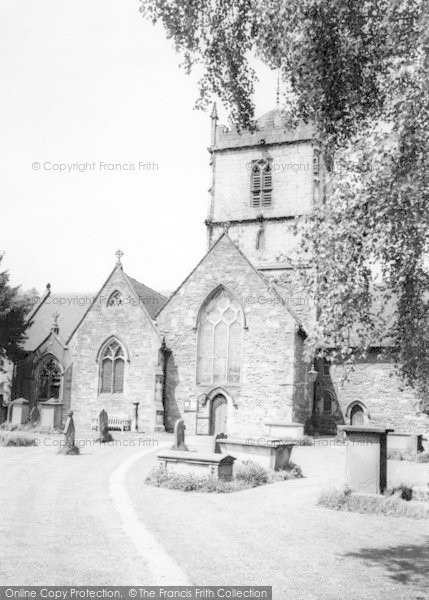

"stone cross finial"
[115,249,124,267]
[222,221,230,233]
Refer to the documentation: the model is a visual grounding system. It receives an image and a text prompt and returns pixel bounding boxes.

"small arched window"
[99,340,125,394]
[251,159,272,208]
[107,290,123,307]
[38,357,62,401]
[197,289,243,385]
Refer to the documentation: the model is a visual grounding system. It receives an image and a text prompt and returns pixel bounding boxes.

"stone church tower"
[205,107,320,328]
[206,107,317,279]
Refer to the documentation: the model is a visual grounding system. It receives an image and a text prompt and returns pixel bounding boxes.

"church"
[5,108,429,438]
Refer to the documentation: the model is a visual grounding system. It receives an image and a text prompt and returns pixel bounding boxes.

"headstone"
[172,418,188,451]
[339,426,393,494]
[99,409,108,432]
[29,405,40,424]
[215,432,227,454]
[62,411,79,454]
[10,397,30,425]
[98,409,112,443]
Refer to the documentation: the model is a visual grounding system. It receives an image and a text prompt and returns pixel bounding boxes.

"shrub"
[0,423,18,432]
[145,467,248,493]
[235,460,269,487]
[145,460,302,493]
[317,487,429,519]
[271,462,304,481]
[57,444,80,455]
[388,484,413,501]
[416,451,429,463]
[387,448,429,463]
[0,422,60,434]
[0,432,38,447]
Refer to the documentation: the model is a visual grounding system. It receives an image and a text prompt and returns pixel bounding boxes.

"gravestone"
[339,426,393,494]
[172,418,188,451]
[97,409,113,443]
[62,411,79,454]
[11,398,29,425]
[29,405,40,424]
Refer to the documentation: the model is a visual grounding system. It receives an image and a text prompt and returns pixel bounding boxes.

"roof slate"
[23,293,92,351]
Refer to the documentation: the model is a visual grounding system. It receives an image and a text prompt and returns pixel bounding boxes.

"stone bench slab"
[218,438,295,471]
[157,450,235,480]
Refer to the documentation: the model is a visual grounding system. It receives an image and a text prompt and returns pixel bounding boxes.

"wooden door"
[210,395,228,435]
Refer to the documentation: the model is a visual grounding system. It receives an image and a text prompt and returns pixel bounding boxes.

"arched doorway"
[210,394,228,435]
[350,404,365,425]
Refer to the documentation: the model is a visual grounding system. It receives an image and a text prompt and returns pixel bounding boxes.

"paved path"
[0,435,165,585]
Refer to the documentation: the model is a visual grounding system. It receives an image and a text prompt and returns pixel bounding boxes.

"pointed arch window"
[99,340,125,394]
[251,159,272,208]
[107,290,123,307]
[197,289,243,385]
[38,356,62,401]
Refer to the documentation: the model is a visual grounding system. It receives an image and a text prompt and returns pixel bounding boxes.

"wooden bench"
[91,412,131,432]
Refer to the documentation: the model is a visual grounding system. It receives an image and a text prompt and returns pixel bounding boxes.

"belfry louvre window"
[251,159,272,207]
[100,340,125,394]
[197,289,243,385]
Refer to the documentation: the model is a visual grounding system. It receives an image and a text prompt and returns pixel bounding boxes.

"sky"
[0,0,277,295]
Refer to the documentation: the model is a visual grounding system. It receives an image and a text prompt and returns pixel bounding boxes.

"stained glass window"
[197,290,242,384]
[100,340,125,394]
[38,357,62,400]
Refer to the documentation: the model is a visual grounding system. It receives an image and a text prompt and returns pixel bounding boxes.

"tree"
[0,255,32,368]
[140,0,429,410]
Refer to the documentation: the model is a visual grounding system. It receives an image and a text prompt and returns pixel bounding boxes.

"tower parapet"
[212,110,314,152]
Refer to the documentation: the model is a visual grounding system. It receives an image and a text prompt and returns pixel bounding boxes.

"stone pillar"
[132,401,139,432]
[154,368,165,432]
[339,426,393,494]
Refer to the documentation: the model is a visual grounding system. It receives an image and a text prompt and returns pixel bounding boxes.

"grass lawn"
[127,444,429,600]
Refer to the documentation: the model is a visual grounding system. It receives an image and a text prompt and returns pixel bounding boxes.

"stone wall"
[331,355,429,435]
[157,234,306,437]
[69,267,161,432]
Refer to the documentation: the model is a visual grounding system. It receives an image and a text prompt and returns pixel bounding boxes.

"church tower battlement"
[206,107,321,276]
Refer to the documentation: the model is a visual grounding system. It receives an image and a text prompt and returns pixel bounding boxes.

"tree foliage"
[0,255,32,368]
[140,0,429,410]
